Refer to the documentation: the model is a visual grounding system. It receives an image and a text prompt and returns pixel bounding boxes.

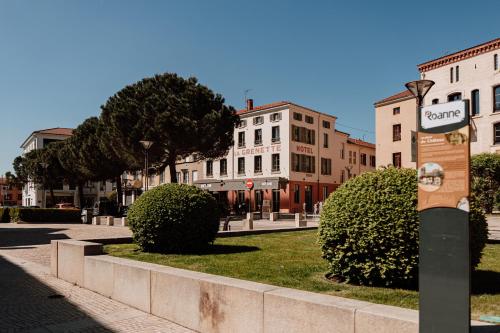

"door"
[272,189,280,212]
[255,190,263,211]
[305,185,313,212]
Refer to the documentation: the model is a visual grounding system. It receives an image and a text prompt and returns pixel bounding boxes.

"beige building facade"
[375,37,500,168]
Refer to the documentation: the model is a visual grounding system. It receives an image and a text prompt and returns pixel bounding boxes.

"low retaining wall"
[50,240,492,333]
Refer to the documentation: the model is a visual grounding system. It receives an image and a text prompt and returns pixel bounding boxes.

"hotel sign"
[235,144,281,156]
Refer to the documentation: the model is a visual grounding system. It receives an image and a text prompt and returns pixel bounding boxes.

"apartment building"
[20,128,114,208]
[375,37,500,167]
[0,177,22,206]
[193,100,375,213]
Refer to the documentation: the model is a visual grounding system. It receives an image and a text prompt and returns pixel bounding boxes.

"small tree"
[99,73,239,183]
[471,153,500,213]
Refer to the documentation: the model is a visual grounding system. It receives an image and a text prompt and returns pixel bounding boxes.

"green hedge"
[0,207,10,223]
[9,208,81,223]
[318,167,488,288]
[128,183,220,253]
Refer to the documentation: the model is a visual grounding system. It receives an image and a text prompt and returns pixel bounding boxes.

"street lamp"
[40,162,49,208]
[139,140,154,191]
[405,79,435,110]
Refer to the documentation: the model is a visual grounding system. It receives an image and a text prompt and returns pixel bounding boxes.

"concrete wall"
[51,239,492,333]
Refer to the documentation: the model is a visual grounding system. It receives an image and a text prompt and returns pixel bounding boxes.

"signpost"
[417,100,471,333]
[246,179,254,213]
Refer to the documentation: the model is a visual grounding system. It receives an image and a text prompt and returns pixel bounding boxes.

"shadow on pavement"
[0,227,70,247]
[471,325,500,332]
[0,255,115,332]
[472,270,500,295]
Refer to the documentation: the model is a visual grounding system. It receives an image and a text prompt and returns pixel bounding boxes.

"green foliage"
[471,153,500,213]
[0,207,10,223]
[127,183,220,253]
[9,208,81,223]
[318,167,488,287]
[100,73,239,182]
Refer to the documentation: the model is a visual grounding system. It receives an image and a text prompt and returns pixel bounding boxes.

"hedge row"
[9,208,81,223]
[0,208,10,223]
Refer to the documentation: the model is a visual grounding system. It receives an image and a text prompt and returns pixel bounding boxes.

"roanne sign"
[420,100,466,130]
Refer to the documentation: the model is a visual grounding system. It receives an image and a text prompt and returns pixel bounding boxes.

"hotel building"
[191,100,375,213]
[375,38,500,168]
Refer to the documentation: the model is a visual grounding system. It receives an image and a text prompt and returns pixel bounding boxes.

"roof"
[334,129,350,136]
[418,37,500,73]
[347,137,375,149]
[374,90,414,107]
[237,101,337,119]
[20,127,74,148]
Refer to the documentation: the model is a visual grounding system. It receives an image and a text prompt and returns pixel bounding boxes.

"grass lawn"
[104,230,500,320]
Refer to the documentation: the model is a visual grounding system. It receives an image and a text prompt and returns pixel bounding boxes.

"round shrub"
[318,167,488,287]
[127,183,220,253]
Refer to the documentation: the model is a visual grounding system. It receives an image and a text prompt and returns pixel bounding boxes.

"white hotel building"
[193,100,375,213]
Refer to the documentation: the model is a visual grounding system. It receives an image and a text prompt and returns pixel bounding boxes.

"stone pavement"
[0,223,193,332]
[487,214,500,241]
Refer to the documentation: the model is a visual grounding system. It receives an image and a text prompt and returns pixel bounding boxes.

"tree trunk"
[49,185,55,208]
[168,157,178,183]
[116,176,123,205]
[77,181,84,209]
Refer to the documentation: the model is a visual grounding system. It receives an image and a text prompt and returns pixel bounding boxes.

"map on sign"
[420,100,466,130]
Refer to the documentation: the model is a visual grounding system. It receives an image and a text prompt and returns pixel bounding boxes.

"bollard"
[243,212,254,230]
[295,213,307,227]
[120,217,128,227]
[92,216,101,225]
[269,212,278,222]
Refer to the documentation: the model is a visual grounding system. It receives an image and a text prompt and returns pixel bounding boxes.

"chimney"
[246,98,254,111]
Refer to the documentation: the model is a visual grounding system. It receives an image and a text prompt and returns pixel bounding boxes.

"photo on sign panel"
[445,130,467,145]
[418,162,444,192]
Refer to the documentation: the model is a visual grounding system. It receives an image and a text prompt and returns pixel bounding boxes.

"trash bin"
[81,209,93,224]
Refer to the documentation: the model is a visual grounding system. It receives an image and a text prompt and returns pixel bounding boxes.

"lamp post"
[405,79,435,121]
[40,162,49,208]
[139,140,154,192]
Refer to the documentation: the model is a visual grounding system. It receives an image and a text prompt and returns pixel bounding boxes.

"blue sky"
[0,0,498,175]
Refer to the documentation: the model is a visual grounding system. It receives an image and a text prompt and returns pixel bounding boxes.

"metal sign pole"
[417,100,471,333]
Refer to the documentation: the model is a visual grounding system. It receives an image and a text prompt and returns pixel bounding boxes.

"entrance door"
[255,190,263,211]
[272,189,280,212]
[304,185,313,212]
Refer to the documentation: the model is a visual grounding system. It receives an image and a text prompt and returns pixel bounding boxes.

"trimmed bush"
[318,167,488,287]
[127,183,220,253]
[0,207,10,223]
[9,208,81,223]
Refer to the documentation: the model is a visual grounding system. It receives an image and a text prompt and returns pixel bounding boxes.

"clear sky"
[0,0,498,175]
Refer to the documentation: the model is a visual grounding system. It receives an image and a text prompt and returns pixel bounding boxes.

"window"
[254,129,262,145]
[495,123,500,144]
[291,153,315,173]
[305,115,314,124]
[432,98,439,105]
[175,173,180,184]
[320,158,331,175]
[182,170,189,184]
[322,186,329,201]
[272,154,280,172]
[370,155,376,167]
[270,112,281,122]
[238,157,245,175]
[450,67,454,83]
[159,170,164,184]
[393,107,400,115]
[495,86,500,112]
[293,112,303,121]
[448,93,462,101]
[292,125,315,145]
[471,90,480,116]
[322,120,330,128]
[272,126,280,143]
[341,170,345,183]
[323,133,328,148]
[293,184,300,204]
[192,170,198,182]
[206,161,213,177]
[238,132,245,148]
[392,152,402,168]
[237,119,247,128]
[349,151,352,164]
[253,116,264,125]
[220,159,227,176]
[393,124,401,141]
[340,143,345,159]
[495,54,498,71]
[254,155,262,173]
[353,152,357,164]
[455,66,459,82]
[360,153,367,166]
